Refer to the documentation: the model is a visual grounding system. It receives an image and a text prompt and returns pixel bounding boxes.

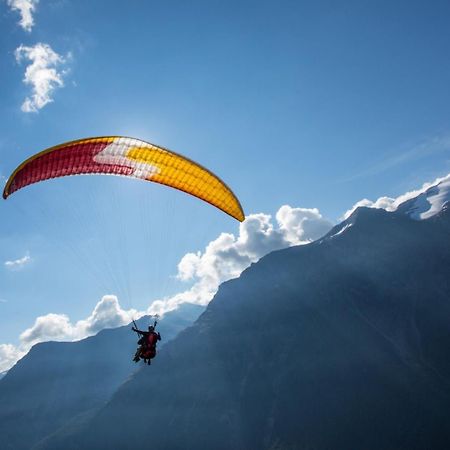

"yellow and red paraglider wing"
[3,136,245,222]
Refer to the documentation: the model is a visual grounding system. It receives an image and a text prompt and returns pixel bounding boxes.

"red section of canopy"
[4,140,133,198]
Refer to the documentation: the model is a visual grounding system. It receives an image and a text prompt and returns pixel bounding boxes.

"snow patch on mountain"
[396,177,450,220]
[344,174,450,221]
[327,223,353,240]
[335,223,352,236]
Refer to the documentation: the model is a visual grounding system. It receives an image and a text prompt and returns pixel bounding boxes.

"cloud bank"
[149,205,333,314]
[0,204,333,371]
[20,205,333,343]
[7,0,38,32]
[15,43,67,112]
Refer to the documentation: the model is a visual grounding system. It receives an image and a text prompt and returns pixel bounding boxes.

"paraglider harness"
[132,316,161,365]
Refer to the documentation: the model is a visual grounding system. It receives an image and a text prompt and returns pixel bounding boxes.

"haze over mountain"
[0,303,203,450]
[37,186,450,450]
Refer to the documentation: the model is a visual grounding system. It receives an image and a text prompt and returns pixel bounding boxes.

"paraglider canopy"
[3,136,245,222]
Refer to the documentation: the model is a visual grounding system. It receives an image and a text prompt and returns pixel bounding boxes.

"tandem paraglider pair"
[132,317,161,365]
[2,135,245,367]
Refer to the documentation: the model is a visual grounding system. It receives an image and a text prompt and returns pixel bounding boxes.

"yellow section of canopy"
[125,144,244,222]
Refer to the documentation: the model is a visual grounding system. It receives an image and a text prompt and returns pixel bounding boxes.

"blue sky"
[1,0,450,368]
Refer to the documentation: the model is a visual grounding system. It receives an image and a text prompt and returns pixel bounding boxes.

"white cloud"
[7,0,38,32]
[20,295,139,347]
[149,205,333,314]
[15,43,68,112]
[19,313,73,345]
[0,344,25,373]
[0,295,139,371]
[276,205,334,244]
[4,253,31,270]
[342,174,450,220]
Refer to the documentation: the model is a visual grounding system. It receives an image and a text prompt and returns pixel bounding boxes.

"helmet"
[148,325,154,331]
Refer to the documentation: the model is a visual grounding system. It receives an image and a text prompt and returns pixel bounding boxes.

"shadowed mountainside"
[42,205,450,450]
[0,303,203,450]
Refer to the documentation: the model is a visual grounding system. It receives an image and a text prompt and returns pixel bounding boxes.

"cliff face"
[0,303,203,450]
[47,207,450,450]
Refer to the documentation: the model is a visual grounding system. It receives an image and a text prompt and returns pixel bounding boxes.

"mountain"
[0,371,6,380]
[396,176,450,220]
[0,303,203,450]
[43,201,450,450]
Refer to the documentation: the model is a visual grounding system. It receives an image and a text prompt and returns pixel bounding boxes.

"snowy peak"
[323,177,450,243]
[396,177,450,220]
[323,205,390,242]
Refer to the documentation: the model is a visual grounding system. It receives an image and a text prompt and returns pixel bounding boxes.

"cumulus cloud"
[342,174,450,220]
[4,253,31,270]
[0,344,26,373]
[15,43,68,112]
[0,295,139,371]
[149,205,333,313]
[276,205,334,244]
[19,313,74,345]
[20,295,138,347]
[7,0,38,32]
